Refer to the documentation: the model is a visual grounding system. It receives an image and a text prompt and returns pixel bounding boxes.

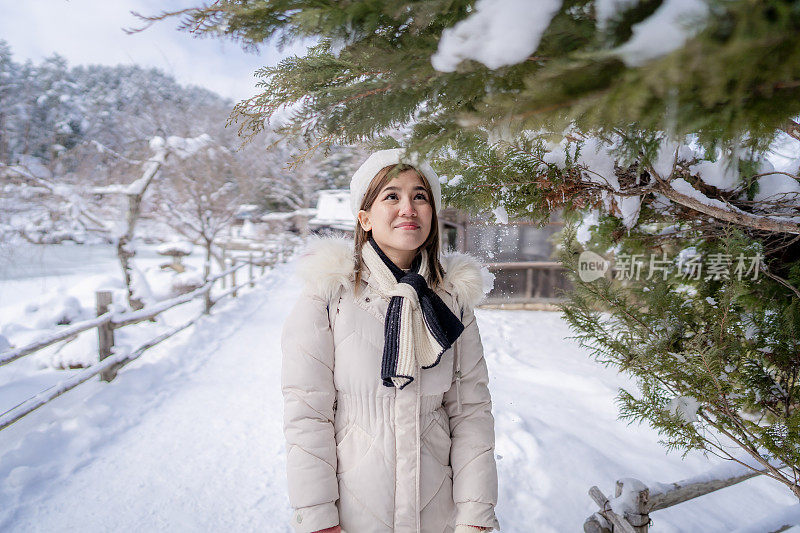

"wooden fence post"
[615,480,650,533]
[248,253,254,288]
[221,249,228,289]
[96,291,117,382]
[260,250,267,275]
[583,514,612,533]
[588,486,638,533]
[203,283,212,314]
[524,267,534,299]
[232,258,238,297]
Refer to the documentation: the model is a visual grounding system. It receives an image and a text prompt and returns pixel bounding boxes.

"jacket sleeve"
[281,290,339,532]
[443,305,501,531]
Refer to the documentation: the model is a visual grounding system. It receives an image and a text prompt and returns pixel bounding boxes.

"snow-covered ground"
[0,252,797,532]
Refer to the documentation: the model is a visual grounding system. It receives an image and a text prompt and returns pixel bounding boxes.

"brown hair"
[354,164,444,292]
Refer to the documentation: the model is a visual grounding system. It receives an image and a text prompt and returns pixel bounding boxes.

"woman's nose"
[398,197,417,216]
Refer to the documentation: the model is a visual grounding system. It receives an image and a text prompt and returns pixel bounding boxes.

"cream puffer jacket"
[281,237,500,533]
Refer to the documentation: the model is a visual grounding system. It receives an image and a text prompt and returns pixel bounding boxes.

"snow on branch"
[432,0,561,71]
[660,177,800,234]
[1,162,112,233]
[431,0,710,72]
[93,134,214,197]
[90,140,142,165]
[541,132,800,234]
[615,0,709,66]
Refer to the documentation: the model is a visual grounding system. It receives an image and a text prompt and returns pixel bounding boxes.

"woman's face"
[358,169,433,269]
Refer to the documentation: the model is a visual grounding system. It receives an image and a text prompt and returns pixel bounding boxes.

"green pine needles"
[560,223,800,496]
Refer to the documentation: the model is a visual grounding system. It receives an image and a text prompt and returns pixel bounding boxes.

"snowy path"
[0,259,796,532]
[0,262,296,532]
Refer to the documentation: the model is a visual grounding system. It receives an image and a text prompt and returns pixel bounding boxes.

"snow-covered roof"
[260,211,294,221]
[260,207,318,222]
[235,204,262,220]
[309,189,356,231]
[156,240,193,255]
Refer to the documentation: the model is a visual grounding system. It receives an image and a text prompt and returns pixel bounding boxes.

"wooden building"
[440,208,571,307]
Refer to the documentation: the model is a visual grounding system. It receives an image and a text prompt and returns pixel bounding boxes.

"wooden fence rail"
[483,261,570,304]
[0,259,251,368]
[0,253,275,432]
[0,312,113,367]
[584,462,786,533]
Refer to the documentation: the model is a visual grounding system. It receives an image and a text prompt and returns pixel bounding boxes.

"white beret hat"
[349,148,441,217]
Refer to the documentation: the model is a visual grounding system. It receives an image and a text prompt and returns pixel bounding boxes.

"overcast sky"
[0,0,304,101]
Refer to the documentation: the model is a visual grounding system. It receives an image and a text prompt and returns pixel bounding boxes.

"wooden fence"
[0,252,277,432]
[584,462,789,533]
[483,261,571,305]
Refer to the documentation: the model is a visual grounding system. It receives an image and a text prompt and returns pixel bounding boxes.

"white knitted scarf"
[362,237,464,389]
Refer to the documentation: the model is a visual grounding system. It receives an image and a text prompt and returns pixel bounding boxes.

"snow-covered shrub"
[24,294,89,329]
[143,265,203,301]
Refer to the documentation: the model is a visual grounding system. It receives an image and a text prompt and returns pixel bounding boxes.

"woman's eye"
[384,193,398,200]
[415,193,428,201]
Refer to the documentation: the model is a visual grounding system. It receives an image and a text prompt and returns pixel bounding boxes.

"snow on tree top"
[167,134,213,158]
[148,134,212,159]
[670,178,732,211]
[149,137,166,151]
[689,152,741,192]
[492,204,508,224]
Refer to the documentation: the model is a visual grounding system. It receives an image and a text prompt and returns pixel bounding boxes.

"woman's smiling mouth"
[395,222,420,230]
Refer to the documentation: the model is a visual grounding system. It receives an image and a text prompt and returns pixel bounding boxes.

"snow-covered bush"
[23,294,89,329]
[142,265,204,301]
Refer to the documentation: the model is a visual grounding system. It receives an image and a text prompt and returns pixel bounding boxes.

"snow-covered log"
[645,460,773,512]
[586,458,783,532]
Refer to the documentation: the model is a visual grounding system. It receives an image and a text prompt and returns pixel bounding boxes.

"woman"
[281,149,500,533]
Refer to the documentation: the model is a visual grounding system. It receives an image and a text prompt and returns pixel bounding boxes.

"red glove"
[311,527,341,533]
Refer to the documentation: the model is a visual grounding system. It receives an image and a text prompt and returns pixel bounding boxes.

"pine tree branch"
[760,268,800,299]
[650,170,800,234]
[88,140,142,165]
[780,119,800,143]
[125,4,224,35]
[699,411,794,490]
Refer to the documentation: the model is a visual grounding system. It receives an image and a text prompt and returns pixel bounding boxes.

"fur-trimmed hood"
[294,235,492,310]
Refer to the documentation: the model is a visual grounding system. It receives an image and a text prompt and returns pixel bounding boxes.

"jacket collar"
[294,235,490,310]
